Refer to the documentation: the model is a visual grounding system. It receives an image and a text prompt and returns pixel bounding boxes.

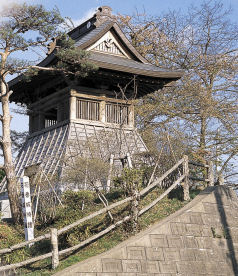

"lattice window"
[76,99,100,121]
[106,103,129,125]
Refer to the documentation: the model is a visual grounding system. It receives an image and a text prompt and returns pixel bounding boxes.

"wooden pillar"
[51,228,59,269]
[207,160,214,186]
[29,115,33,134]
[38,112,45,131]
[100,100,106,122]
[183,155,190,201]
[69,96,76,120]
[128,104,134,127]
[57,102,64,122]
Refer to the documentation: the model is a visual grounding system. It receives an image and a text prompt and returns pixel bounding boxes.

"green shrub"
[62,190,96,209]
[0,224,28,265]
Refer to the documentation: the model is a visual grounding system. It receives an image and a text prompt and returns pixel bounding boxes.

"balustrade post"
[183,155,190,201]
[69,96,76,120]
[51,228,59,269]
[207,160,214,186]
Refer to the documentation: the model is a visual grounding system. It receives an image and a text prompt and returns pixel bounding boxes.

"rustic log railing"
[0,156,214,272]
[188,159,214,186]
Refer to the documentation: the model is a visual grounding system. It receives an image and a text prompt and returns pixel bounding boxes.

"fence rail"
[0,155,215,272]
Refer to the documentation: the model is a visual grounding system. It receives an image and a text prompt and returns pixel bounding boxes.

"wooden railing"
[0,156,214,272]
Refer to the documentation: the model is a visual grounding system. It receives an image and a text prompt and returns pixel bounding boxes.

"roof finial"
[94,6,116,27]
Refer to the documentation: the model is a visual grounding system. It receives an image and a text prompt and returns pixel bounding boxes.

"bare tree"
[118,1,238,182]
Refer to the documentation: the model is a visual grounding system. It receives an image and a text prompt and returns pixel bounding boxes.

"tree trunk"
[199,115,206,161]
[1,81,21,223]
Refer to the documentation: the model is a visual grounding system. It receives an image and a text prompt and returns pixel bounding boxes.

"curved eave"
[88,52,183,79]
[8,53,56,88]
[90,58,183,79]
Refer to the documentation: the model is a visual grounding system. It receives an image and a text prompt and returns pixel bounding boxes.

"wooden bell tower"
[8,6,182,184]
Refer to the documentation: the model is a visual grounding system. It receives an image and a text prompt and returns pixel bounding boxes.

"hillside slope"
[53,186,238,276]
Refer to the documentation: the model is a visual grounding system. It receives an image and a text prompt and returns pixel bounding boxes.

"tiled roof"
[89,52,182,78]
[75,21,113,47]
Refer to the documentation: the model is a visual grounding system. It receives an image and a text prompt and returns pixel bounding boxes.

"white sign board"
[21,176,34,242]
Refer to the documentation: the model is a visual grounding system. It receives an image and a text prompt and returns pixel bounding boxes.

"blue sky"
[23,0,238,22]
[1,0,238,137]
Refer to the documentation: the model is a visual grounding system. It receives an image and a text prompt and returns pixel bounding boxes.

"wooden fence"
[0,156,214,272]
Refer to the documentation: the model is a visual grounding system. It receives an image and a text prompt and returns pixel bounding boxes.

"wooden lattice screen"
[76,99,100,121]
[106,103,129,125]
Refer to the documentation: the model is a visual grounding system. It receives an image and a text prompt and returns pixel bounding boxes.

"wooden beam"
[71,89,132,105]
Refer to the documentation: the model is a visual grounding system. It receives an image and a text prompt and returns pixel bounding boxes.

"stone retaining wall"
[54,186,238,276]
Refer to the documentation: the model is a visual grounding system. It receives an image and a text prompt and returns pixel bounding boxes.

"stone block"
[203,193,220,204]
[154,274,172,276]
[177,261,207,274]
[167,235,183,248]
[76,273,96,276]
[106,248,127,259]
[170,222,187,235]
[131,235,152,247]
[127,246,146,260]
[75,259,102,273]
[122,260,141,273]
[212,238,229,251]
[115,272,137,276]
[186,224,202,236]
[194,248,208,260]
[189,212,204,225]
[201,226,213,237]
[102,259,122,273]
[191,261,207,274]
[141,260,160,273]
[229,228,238,242]
[205,261,231,275]
[190,202,205,213]
[175,213,191,223]
[176,261,192,274]
[96,273,117,276]
[150,234,168,248]
[226,216,238,227]
[159,261,177,273]
[151,223,171,235]
[146,247,164,260]
[136,274,151,276]
[183,236,198,248]
[205,248,220,260]
[202,214,222,227]
[179,248,196,261]
[116,274,136,276]
[195,237,213,249]
[163,248,180,260]
[203,202,218,213]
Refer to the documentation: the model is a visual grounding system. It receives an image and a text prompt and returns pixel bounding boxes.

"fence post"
[51,228,59,269]
[183,155,190,201]
[207,160,214,186]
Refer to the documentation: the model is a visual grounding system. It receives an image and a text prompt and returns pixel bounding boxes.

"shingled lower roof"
[88,52,183,79]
